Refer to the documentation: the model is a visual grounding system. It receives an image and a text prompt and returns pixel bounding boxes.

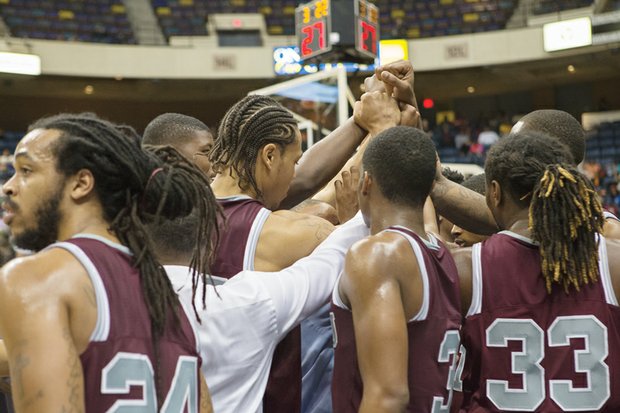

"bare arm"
[0,258,86,413]
[280,118,366,209]
[200,374,214,413]
[452,247,473,317]
[254,210,335,271]
[0,339,7,377]
[431,171,498,236]
[603,218,620,240]
[341,241,410,413]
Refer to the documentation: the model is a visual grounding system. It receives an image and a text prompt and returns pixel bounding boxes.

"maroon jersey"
[213,196,302,413]
[331,226,462,413]
[212,196,270,278]
[51,235,201,413]
[460,231,620,412]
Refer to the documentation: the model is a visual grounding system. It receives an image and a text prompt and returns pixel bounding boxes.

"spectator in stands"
[0,149,12,170]
[454,126,471,155]
[0,164,11,184]
[477,124,499,149]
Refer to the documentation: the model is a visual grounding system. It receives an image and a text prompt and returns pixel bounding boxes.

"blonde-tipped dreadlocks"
[529,165,603,293]
[485,131,604,295]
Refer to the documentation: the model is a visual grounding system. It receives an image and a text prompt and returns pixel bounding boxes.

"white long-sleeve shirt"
[166,213,368,413]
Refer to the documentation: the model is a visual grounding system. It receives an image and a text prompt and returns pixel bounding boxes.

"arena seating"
[586,121,620,164]
[152,0,298,38]
[151,0,518,40]
[0,0,136,44]
[531,0,593,15]
[376,0,518,39]
[0,0,600,43]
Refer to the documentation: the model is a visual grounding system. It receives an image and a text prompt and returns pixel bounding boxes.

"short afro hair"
[142,113,211,146]
[461,173,486,196]
[512,110,585,164]
[363,126,437,207]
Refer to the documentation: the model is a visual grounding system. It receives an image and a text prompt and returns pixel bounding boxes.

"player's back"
[53,235,201,412]
[332,227,462,412]
[211,195,270,278]
[460,231,620,412]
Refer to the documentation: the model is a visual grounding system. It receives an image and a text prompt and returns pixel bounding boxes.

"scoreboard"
[295,0,380,64]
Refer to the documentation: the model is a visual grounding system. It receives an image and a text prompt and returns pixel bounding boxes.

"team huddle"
[0,60,619,413]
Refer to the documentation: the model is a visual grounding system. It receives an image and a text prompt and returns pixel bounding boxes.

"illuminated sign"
[0,52,41,75]
[295,0,332,60]
[378,39,408,65]
[273,46,375,76]
[543,17,592,52]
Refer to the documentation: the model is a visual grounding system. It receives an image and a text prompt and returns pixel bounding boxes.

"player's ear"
[489,180,502,207]
[360,171,372,195]
[69,168,96,201]
[259,143,279,170]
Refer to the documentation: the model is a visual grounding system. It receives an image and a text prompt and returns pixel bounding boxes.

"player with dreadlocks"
[431,109,620,240]
[0,112,217,413]
[452,130,620,412]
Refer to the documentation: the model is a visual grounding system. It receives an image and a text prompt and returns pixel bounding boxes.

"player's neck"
[57,212,121,245]
[369,204,427,240]
[211,170,257,199]
[503,209,531,238]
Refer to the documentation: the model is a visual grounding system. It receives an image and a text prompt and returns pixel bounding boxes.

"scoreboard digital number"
[295,0,380,63]
[355,0,379,58]
[295,0,332,60]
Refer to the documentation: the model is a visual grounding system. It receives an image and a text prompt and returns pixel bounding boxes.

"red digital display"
[355,0,379,59]
[300,21,328,58]
[359,20,377,55]
[296,0,331,60]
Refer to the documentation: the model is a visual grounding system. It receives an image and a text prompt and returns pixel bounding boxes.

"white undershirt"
[165,213,368,413]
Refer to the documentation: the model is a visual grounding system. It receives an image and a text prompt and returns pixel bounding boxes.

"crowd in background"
[0,119,619,265]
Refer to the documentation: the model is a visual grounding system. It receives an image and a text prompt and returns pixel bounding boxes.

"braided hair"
[485,131,603,294]
[210,95,298,200]
[29,113,222,400]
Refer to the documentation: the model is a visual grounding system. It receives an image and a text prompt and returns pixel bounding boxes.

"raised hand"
[354,91,400,136]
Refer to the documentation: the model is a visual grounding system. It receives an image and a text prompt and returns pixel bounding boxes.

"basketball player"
[453,131,620,412]
[331,126,462,413]
[0,113,216,412]
[144,201,368,413]
[208,91,403,413]
[451,173,488,248]
[143,113,216,180]
[431,109,620,239]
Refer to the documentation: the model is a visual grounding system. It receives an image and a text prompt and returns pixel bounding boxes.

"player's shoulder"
[345,231,418,280]
[267,209,335,236]
[0,247,87,301]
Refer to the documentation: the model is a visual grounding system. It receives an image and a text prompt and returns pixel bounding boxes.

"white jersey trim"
[467,243,483,316]
[332,272,348,310]
[385,228,430,322]
[167,266,202,354]
[498,230,539,246]
[71,233,132,255]
[243,208,271,271]
[48,241,111,342]
[598,235,619,307]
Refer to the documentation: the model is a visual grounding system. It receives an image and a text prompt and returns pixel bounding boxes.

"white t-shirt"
[165,213,368,413]
[477,130,500,146]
